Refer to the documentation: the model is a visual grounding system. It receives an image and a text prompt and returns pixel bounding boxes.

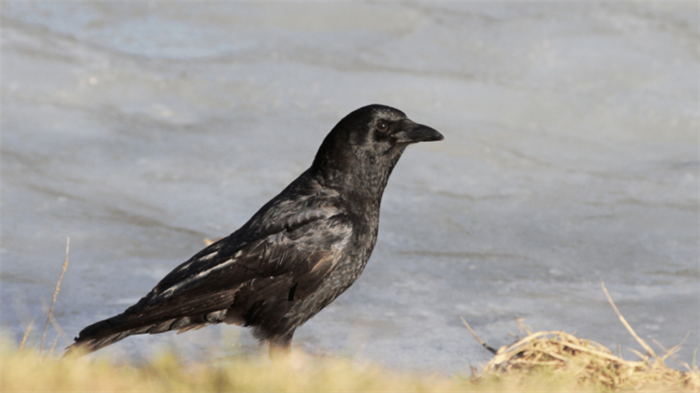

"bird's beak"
[394,119,444,144]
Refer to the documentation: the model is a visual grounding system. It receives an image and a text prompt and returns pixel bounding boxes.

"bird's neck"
[310,146,406,206]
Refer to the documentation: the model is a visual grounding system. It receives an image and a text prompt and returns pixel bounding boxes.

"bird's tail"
[64,315,130,357]
[63,311,228,358]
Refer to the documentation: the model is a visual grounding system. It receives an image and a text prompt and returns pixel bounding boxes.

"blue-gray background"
[2,2,697,372]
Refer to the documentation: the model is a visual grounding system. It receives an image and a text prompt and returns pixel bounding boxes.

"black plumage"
[66,104,443,358]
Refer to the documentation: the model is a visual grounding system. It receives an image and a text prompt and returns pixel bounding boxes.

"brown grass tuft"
[464,282,699,392]
[476,329,698,391]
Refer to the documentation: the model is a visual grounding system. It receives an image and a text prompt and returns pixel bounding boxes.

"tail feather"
[63,310,231,357]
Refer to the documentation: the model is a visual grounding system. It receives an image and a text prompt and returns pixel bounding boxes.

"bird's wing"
[114,200,353,328]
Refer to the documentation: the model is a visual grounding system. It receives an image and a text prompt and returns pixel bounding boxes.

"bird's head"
[311,104,443,193]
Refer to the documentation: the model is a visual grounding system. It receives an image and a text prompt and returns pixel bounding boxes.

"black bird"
[66,104,443,358]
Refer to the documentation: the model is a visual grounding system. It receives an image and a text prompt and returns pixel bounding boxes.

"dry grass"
[40,238,69,356]
[465,283,699,392]
[1,346,461,393]
[3,335,697,393]
[476,329,698,392]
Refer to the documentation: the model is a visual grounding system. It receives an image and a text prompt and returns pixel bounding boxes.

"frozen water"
[2,3,697,372]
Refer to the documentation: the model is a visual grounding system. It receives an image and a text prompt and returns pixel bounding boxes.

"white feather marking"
[157,258,236,300]
[199,251,218,262]
[177,262,192,271]
[192,258,235,280]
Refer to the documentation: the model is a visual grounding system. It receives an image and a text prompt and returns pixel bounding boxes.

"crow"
[66,104,443,358]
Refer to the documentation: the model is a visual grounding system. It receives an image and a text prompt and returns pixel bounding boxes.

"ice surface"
[2,3,697,372]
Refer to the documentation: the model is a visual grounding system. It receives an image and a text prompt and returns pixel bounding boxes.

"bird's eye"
[376,121,388,131]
